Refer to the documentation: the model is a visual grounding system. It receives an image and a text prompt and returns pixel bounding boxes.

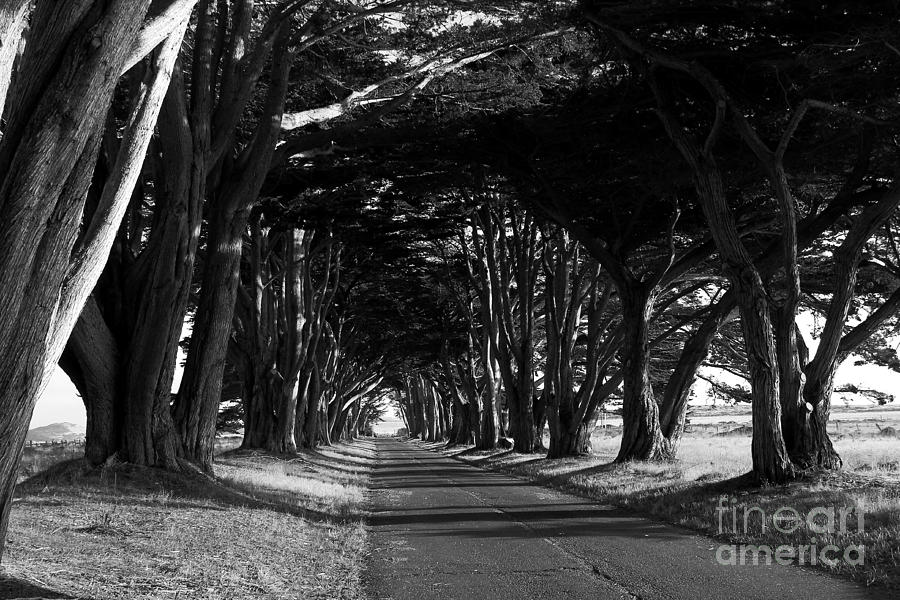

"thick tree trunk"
[60,299,120,465]
[116,81,197,469]
[697,170,794,483]
[176,202,248,469]
[732,269,795,483]
[460,350,483,447]
[615,283,669,462]
[270,229,307,454]
[0,0,184,561]
[439,393,451,440]
[775,313,806,456]
[319,402,333,446]
[507,387,536,453]
[646,59,796,482]
[793,384,841,470]
[331,404,350,443]
[60,69,196,471]
[448,397,473,445]
[175,25,292,469]
[690,160,794,482]
[532,393,547,451]
[240,372,275,450]
[547,394,577,458]
[236,214,278,452]
[272,385,299,453]
[479,391,499,448]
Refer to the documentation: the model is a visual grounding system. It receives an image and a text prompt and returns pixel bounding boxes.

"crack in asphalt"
[451,469,640,599]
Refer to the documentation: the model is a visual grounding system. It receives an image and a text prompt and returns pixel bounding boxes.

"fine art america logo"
[714,496,865,567]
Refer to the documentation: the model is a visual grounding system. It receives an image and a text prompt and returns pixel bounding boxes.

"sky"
[32,367,85,428]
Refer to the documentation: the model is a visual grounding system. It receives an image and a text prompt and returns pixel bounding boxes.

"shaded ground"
[365,438,892,600]
[1,441,375,600]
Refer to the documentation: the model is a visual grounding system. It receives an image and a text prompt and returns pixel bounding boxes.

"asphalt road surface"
[365,438,890,600]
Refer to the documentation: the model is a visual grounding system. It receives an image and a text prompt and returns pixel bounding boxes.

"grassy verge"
[2,440,376,600]
[416,431,900,589]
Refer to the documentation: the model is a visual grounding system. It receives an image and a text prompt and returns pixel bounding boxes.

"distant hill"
[26,422,85,443]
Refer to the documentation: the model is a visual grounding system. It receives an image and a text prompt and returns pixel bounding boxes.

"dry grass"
[216,445,370,520]
[426,428,900,590]
[1,439,378,600]
[18,444,84,482]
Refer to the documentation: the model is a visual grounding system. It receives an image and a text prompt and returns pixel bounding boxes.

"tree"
[0,0,193,560]
[176,0,564,468]
[583,0,900,480]
[542,228,621,457]
[60,0,312,469]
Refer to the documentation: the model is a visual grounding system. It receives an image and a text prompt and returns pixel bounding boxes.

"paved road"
[364,439,889,600]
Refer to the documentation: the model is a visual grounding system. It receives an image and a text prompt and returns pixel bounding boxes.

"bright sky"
[32,367,85,428]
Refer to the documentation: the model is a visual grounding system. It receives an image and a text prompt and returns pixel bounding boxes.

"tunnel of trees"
[3,0,900,562]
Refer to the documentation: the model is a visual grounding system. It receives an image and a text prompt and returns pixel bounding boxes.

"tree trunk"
[793,384,841,470]
[240,361,275,450]
[176,201,248,469]
[478,332,501,449]
[615,283,669,462]
[439,392,451,440]
[0,0,184,561]
[424,379,437,441]
[270,229,307,454]
[547,392,577,458]
[302,368,323,448]
[699,170,794,482]
[115,74,198,469]
[733,270,795,483]
[688,157,794,482]
[659,298,735,447]
[60,299,121,466]
[0,0,27,120]
[175,24,292,469]
[532,393,547,451]
[60,66,197,471]
[319,402,333,446]
[788,188,900,470]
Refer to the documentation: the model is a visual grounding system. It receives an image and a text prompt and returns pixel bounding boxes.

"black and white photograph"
[0,1,899,598]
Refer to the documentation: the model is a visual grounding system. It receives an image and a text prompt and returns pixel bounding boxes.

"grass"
[18,444,84,482]
[420,427,900,590]
[2,439,377,600]
[216,447,369,520]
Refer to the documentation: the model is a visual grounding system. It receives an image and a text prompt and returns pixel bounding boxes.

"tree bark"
[0,0,185,561]
[175,25,292,469]
[59,298,121,466]
[0,0,27,120]
[615,283,669,462]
